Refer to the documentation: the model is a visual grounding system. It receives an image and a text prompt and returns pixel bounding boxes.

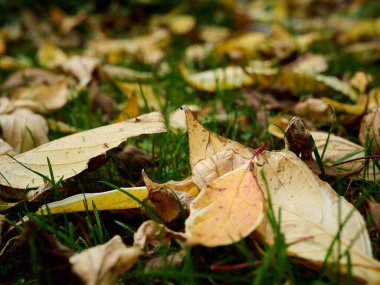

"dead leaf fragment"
[0,108,49,153]
[186,164,264,247]
[69,235,141,285]
[359,107,380,154]
[255,150,380,283]
[369,201,380,235]
[133,220,187,251]
[294,98,333,124]
[0,112,166,189]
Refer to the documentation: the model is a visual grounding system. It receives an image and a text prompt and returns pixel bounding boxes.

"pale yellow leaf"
[47,119,81,134]
[101,64,153,81]
[183,106,254,168]
[37,41,67,69]
[255,150,380,283]
[36,187,148,215]
[294,98,333,124]
[0,112,166,189]
[0,108,49,153]
[168,15,196,35]
[0,138,16,156]
[163,177,199,196]
[69,235,141,285]
[186,164,264,247]
[359,107,380,154]
[169,105,200,130]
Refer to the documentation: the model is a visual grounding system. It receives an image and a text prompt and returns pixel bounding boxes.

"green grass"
[1,1,380,284]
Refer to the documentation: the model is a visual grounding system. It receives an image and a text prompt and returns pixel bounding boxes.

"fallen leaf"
[37,41,67,69]
[0,112,166,190]
[1,68,64,91]
[349,71,373,94]
[167,15,196,35]
[115,82,163,111]
[69,235,141,285]
[254,150,380,283]
[116,145,152,179]
[36,187,148,214]
[359,107,380,154]
[285,53,328,75]
[88,79,115,120]
[163,177,200,196]
[183,106,253,168]
[101,64,154,81]
[47,119,81,134]
[53,56,99,87]
[133,220,187,251]
[50,6,87,34]
[0,108,49,153]
[0,138,16,156]
[114,93,140,123]
[9,78,71,114]
[143,171,195,222]
[199,26,230,43]
[186,164,264,247]
[294,98,334,124]
[192,149,249,190]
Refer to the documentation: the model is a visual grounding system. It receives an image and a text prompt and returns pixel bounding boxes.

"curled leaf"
[69,235,140,285]
[359,107,380,154]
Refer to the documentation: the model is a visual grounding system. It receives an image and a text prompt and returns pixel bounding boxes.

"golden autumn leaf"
[0,112,166,190]
[254,150,380,283]
[185,164,264,247]
[36,187,148,215]
[183,106,253,168]
[69,235,141,285]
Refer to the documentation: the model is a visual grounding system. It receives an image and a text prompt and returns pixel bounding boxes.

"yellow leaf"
[255,150,380,283]
[37,41,67,69]
[183,106,254,168]
[115,82,163,111]
[0,112,166,190]
[185,165,264,247]
[36,187,148,215]
[70,235,141,285]
[114,93,140,123]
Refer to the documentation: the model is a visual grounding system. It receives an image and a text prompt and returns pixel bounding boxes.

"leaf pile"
[0,1,380,284]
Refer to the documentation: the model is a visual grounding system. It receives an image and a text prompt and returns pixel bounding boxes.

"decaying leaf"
[183,106,253,168]
[88,79,115,120]
[186,164,264,247]
[359,107,380,154]
[0,138,16,156]
[0,112,166,190]
[36,187,148,215]
[254,150,380,283]
[0,108,49,153]
[163,177,199,196]
[169,105,200,130]
[69,235,141,285]
[133,220,187,250]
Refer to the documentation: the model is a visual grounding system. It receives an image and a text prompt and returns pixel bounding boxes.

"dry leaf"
[133,220,187,250]
[9,78,71,114]
[1,68,64,91]
[311,131,365,171]
[47,119,81,134]
[37,41,67,69]
[0,138,16,156]
[53,56,99,87]
[101,64,154,81]
[294,98,333,124]
[254,150,380,283]
[36,187,148,214]
[88,79,115,120]
[69,235,140,285]
[114,93,140,123]
[359,107,380,154]
[0,112,166,189]
[116,82,163,111]
[143,171,196,222]
[186,164,264,247]
[0,108,49,153]
[183,106,253,168]
[163,177,199,196]
[167,15,196,35]
[350,71,373,94]
[285,53,328,75]
[192,149,249,190]
[200,26,230,43]
[50,6,87,34]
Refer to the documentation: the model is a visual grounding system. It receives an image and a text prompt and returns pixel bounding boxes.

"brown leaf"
[359,107,380,154]
[69,235,140,285]
[133,220,187,251]
[0,108,49,153]
[88,79,115,120]
[294,98,334,124]
[117,145,153,179]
